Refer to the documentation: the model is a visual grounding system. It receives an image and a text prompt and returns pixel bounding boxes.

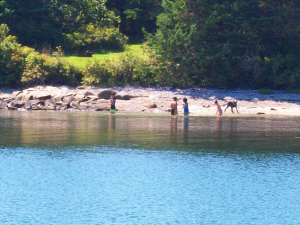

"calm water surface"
[1,111,300,224]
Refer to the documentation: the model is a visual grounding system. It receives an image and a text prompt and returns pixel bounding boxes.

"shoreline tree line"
[1,0,300,89]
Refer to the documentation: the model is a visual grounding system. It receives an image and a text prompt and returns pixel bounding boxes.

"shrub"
[0,32,31,87]
[0,24,9,42]
[64,24,128,53]
[0,24,83,88]
[21,52,83,86]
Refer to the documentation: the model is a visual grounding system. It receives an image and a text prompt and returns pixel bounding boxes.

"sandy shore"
[112,87,300,116]
[1,86,300,116]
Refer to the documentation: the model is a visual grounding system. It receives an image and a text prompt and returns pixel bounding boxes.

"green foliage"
[0,23,9,42]
[21,52,83,86]
[0,26,29,87]
[1,0,120,50]
[147,0,300,89]
[64,24,128,52]
[2,0,300,90]
[0,24,82,87]
[0,0,62,48]
[83,49,158,86]
[106,0,162,42]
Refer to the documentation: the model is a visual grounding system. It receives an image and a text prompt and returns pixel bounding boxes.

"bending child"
[214,100,222,117]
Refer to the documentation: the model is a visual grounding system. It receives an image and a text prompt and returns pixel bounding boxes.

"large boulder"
[116,94,131,100]
[90,100,109,111]
[78,102,89,111]
[62,95,74,103]
[0,100,9,109]
[11,101,26,108]
[98,90,117,99]
[84,91,94,96]
[15,92,33,102]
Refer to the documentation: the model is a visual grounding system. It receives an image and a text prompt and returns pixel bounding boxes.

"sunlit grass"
[63,44,143,68]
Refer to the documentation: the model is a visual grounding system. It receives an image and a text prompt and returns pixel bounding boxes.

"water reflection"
[170,117,178,143]
[2,112,300,224]
[183,117,189,144]
[1,111,300,152]
[215,117,222,138]
[108,114,116,141]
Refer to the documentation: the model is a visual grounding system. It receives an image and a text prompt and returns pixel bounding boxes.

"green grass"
[63,44,143,68]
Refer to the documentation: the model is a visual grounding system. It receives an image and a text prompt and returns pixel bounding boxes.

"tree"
[0,0,62,48]
[148,0,300,88]
[0,0,120,50]
[106,0,162,42]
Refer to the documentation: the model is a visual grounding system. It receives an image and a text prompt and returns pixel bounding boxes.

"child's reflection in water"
[183,117,189,144]
[170,117,178,143]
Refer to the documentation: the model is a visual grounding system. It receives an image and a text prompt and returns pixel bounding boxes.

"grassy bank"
[63,45,143,68]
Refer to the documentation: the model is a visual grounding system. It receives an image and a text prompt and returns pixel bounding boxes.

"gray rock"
[95,106,109,111]
[35,92,52,100]
[14,101,26,108]
[86,95,100,101]
[146,103,157,109]
[15,93,33,102]
[78,102,89,111]
[62,96,74,103]
[73,94,86,102]
[12,91,22,97]
[90,101,109,111]
[98,90,116,99]
[8,106,17,110]
[70,101,79,109]
[84,91,93,96]
[59,106,68,111]
[116,94,131,100]
[46,105,55,110]
[78,105,88,111]
[24,102,32,110]
[51,96,62,103]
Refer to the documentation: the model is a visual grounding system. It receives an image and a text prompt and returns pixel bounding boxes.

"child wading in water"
[110,93,116,113]
[182,98,189,116]
[214,100,223,117]
[171,97,178,115]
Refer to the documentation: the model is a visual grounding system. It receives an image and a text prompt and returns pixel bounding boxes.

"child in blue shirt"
[182,98,189,116]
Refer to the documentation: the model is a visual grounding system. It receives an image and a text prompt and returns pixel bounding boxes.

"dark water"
[1,111,300,224]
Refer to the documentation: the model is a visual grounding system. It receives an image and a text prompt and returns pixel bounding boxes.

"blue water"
[1,111,300,224]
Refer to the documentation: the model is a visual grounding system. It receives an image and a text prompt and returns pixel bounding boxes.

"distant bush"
[0,24,29,87]
[64,24,128,53]
[21,52,83,86]
[82,50,158,86]
[0,24,82,87]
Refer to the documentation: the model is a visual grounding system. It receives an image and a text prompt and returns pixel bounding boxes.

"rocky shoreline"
[1,85,300,116]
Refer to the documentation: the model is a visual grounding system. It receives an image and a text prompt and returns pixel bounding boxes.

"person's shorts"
[184,108,189,115]
[171,108,177,115]
[110,105,116,112]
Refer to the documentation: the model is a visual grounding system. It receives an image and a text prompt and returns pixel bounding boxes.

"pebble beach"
[1,85,300,116]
